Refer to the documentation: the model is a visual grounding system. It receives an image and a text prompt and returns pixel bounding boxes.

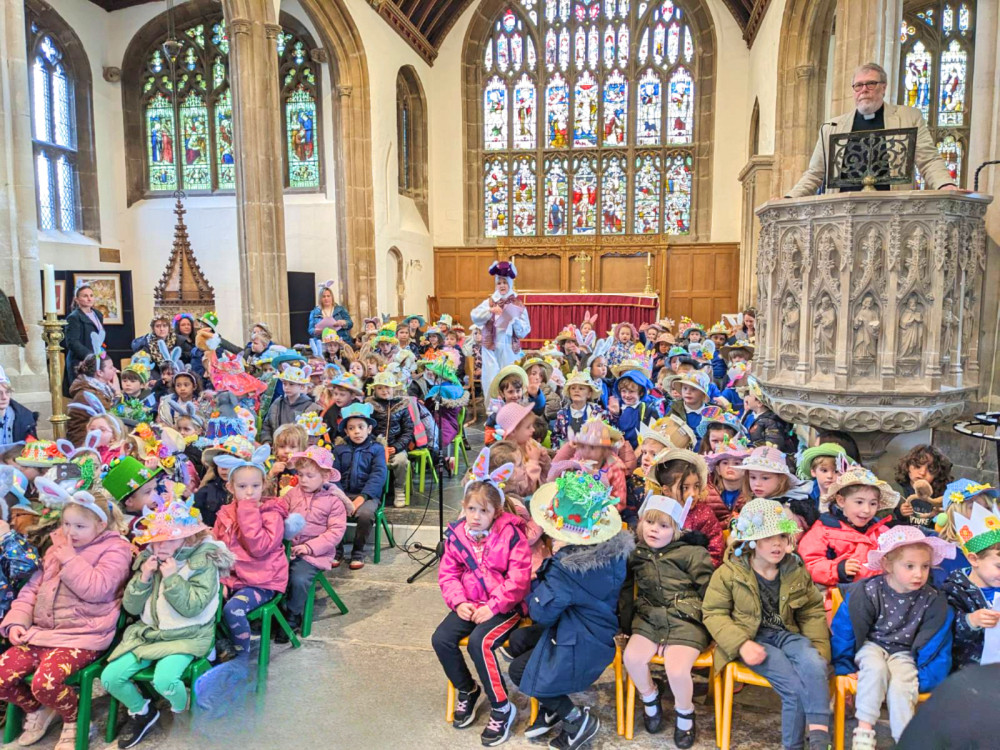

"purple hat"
[489,261,517,280]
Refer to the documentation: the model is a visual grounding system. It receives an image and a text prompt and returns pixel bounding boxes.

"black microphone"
[818,121,837,195]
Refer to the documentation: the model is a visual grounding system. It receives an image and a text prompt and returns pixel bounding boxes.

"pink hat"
[705,437,752,472]
[865,526,956,571]
[731,445,795,478]
[290,446,340,481]
[495,402,536,440]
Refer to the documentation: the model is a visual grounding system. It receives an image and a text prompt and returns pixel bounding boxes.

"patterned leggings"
[0,645,100,721]
[223,587,276,654]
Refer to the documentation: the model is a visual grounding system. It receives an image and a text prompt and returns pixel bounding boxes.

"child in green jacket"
[101,496,234,748]
[702,498,832,750]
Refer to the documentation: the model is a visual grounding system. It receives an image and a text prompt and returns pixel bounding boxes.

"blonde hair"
[273,423,308,452]
[62,488,128,535]
[636,507,681,541]
[935,498,986,543]
[88,413,126,445]
[742,472,792,499]
[810,455,837,473]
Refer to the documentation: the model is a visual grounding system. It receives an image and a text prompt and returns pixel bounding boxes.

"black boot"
[641,693,664,734]
[674,709,696,749]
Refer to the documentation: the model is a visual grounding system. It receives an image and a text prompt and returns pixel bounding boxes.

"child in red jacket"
[797,466,900,609]
[280,446,347,638]
[212,446,292,659]
[432,476,531,746]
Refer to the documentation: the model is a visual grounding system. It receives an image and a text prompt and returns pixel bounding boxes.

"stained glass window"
[478,0,698,236]
[137,12,322,194]
[898,1,976,187]
[28,31,78,231]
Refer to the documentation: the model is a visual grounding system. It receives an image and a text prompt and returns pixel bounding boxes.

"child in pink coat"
[281,446,348,635]
[0,482,132,750]
[432,476,531,746]
[211,446,290,659]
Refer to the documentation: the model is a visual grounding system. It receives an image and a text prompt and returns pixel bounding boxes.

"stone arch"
[748,97,760,158]
[25,0,100,240]
[460,0,718,243]
[386,247,405,316]
[397,65,429,226]
[774,0,837,196]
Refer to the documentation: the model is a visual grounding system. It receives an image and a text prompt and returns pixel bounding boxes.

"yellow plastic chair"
[829,587,931,750]
[622,644,718,744]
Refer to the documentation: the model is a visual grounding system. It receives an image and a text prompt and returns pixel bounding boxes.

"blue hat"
[271,351,308,370]
[943,478,999,509]
[613,369,653,397]
[340,402,377,433]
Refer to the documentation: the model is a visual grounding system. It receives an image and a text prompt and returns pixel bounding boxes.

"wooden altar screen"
[433,237,740,326]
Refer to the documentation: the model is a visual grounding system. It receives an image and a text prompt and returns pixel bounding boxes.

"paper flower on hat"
[133,495,207,546]
[296,412,328,437]
[953,502,1000,555]
[727,361,751,388]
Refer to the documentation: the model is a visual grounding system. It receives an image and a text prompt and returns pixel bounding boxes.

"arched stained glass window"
[137,12,321,195]
[899,1,975,187]
[479,0,699,237]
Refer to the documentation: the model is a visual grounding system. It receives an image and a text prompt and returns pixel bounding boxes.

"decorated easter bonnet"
[296,412,332,449]
[487,364,529,400]
[290,445,339,480]
[650,447,709,489]
[952,502,1000,555]
[866,525,955,570]
[721,341,756,361]
[731,498,799,547]
[666,345,688,360]
[564,368,601,398]
[368,367,403,392]
[401,314,426,327]
[530,471,622,544]
[488,260,517,280]
[372,325,399,346]
[201,434,256,467]
[611,348,654,379]
[340,402,377,432]
[122,354,152,384]
[101,455,163,503]
[707,321,730,338]
[423,325,444,340]
[16,438,73,468]
[822,463,899,511]
[705,436,752,471]
[612,321,639,342]
[133,495,209,546]
[639,416,697,451]
[727,361,752,388]
[655,331,676,347]
[330,372,365,397]
[426,355,462,386]
[695,406,746,439]
[676,369,711,397]
[732,445,795,478]
[796,443,848,479]
[570,418,622,447]
[198,311,220,330]
[942,478,1000,510]
[195,392,251,447]
[638,493,692,528]
[554,326,577,344]
[494,402,536,441]
[277,364,313,385]
[521,354,554,379]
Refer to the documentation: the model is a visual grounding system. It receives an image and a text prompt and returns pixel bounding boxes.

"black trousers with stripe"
[432,609,520,708]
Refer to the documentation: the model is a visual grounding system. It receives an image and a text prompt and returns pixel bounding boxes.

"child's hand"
[143,455,160,469]
[608,396,620,415]
[51,537,75,564]
[843,558,863,577]
[968,608,1000,629]
[456,602,476,621]
[899,497,915,517]
[291,544,310,558]
[387,447,396,457]
[7,625,26,646]
[139,556,159,583]
[739,640,767,666]
[350,497,364,514]
[471,605,493,624]
[269,461,287,477]
[158,558,178,579]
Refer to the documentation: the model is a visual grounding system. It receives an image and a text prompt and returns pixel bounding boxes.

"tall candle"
[43,264,56,314]
[646,252,651,268]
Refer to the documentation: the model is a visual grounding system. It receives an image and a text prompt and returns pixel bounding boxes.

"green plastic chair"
[246,594,300,689]
[373,475,396,564]
[301,572,349,638]
[451,407,470,474]
[3,612,127,750]
[405,447,439,505]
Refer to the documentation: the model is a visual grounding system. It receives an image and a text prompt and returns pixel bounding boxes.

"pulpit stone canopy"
[754,191,991,448]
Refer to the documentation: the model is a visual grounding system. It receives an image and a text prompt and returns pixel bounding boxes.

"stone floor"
[7,419,900,750]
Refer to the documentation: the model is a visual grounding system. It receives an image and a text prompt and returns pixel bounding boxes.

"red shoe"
[349,559,365,570]
[331,558,342,569]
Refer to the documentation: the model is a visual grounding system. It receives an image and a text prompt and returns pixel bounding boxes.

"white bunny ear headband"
[68,391,109,418]
[638,492,692,529]
[587,336,613,366]
[157,340,189,374]
[68,430,102,460]
[90,330,107,360]
[35,476,113,523]
[317,279,335,294]
[214,445,271,476]
[465,446,516,503]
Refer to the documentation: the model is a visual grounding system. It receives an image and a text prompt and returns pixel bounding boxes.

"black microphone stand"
[407,392,448,583]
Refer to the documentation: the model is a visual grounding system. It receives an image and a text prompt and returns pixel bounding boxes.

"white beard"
[856,99,882,117]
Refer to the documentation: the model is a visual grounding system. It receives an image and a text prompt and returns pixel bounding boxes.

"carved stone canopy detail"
[154,197,216,319]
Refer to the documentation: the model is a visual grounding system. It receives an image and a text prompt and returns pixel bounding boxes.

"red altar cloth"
[519,293,659,346]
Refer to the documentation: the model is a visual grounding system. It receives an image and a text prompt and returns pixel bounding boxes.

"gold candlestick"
[575,253,591,293]
[40,313,69,439]
[643,254,655,295]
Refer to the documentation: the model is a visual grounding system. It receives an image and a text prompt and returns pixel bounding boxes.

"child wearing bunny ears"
[212,446,293,658]
[619,494,714,745]
[0,482,131,750]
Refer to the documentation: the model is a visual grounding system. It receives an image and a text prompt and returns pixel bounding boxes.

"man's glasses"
[851,80,884,91]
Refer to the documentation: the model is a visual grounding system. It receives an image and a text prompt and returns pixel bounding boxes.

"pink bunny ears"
[466,446,515,502]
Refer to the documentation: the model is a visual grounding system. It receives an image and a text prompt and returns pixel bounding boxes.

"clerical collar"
[860,105,884,121]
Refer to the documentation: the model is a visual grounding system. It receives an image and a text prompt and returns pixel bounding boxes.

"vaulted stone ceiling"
[85,0,770,61]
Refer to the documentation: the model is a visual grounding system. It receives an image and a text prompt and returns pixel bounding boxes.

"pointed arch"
[397,65,429,225]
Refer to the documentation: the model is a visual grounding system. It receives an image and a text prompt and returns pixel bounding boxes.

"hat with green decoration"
[102,455,163,502]
[796,443,848,479]
[426,356,461,386]
[122,354,152,384]
[198,311,220,330]
[952,502,1000,555]
[530,470,622,545]
[372,325,399,346]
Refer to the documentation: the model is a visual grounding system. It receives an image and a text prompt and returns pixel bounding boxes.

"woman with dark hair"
[172,312,205,376]
[66,349,119,445]
[63,284,103,391]
[308,281,353,346]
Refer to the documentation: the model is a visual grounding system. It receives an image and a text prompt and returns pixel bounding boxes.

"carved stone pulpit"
[754,191,992,454]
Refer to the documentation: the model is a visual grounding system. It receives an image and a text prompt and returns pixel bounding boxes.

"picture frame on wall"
[54,280,66,316]
[72,273,123,325]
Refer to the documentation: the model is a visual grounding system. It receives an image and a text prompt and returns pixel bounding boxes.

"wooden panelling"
[434,241,740,325]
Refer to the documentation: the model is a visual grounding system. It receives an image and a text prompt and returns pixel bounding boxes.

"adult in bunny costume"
[308,280,354,347]
[470,261,532,401]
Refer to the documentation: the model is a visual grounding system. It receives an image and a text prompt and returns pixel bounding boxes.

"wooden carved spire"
[154,196,215,318]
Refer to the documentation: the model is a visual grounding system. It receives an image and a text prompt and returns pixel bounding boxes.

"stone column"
[737,156,774,309]
[0,1,48,403]
[222,0,290,344]
[831,0,903,113]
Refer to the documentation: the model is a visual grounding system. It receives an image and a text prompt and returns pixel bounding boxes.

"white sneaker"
[17,706,57,746]
[851,727,877,750]
[393,494,406,508]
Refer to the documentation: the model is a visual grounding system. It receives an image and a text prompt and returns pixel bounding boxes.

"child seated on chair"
[483,366,529,445]
[550,369,607,449]
[703,438,752,526]
[432,473,531,746]
[652,451,725,567]
[0,484,131,750]
[620,494,714,746]
[323,373,364,437]
[211,447,291,659]
[702,499,832,750]
[507,472,633,748]
[830,526,956,749]
[279,446,347,640]
[366,369,413,509]
[493,403,550,498]
[267,423,308,497]
[332,403,388,570]
[424,354,470,476]
[100,497,233,748]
